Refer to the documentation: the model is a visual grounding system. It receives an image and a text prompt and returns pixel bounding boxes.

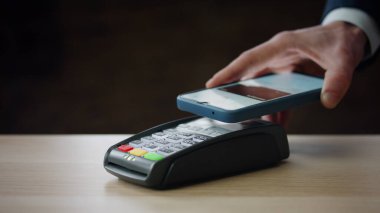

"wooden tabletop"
[0,135,379,213]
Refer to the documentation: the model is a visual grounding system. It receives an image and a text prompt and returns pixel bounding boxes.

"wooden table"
[0,135,379,213]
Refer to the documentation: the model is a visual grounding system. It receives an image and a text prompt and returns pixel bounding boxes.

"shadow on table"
[103,161,286,195]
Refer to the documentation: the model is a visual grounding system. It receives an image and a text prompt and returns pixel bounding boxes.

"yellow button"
[129,148,147,157]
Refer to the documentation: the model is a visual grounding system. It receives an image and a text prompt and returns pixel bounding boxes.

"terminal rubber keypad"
[115,121,231,161]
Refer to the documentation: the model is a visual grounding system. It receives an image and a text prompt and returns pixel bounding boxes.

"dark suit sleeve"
[323,0,380,27]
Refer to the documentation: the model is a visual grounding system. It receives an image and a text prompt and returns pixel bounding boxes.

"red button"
[118,145,134,152]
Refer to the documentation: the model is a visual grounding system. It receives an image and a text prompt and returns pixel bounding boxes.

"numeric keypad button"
[192,135,210,142]
[181,139,198,147]
[152,132,168,139]
[157,148,176,156]
[154,139,171,146]
[177,132,195,139]
[142,144,160,152]
[165,135,183,143]
[171,144,187,151]
[129,140,145,148]
[141,136,156,143]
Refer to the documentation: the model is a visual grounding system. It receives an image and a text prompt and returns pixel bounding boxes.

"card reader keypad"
[115,119,233,162]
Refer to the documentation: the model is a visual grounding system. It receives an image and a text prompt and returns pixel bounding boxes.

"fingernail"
[321,92,338,109]
[205,79,213,88]
[241,76,250,80]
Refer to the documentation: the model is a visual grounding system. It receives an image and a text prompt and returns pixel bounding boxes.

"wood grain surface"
[0,135,379,213]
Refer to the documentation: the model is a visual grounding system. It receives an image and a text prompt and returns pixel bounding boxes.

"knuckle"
[239,50,251,58]
[237,50,255,66]
[270,31,298,50]
[271,31,295,42]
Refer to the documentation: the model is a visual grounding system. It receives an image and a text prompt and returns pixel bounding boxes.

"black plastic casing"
[103,116,289,189]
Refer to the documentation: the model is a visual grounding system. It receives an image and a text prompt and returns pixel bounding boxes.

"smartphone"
[177,72,323,123]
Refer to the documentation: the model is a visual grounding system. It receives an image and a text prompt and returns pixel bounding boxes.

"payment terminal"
[104,116,289,188]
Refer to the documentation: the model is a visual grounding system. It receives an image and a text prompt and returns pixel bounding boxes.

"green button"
[143,152,164,161]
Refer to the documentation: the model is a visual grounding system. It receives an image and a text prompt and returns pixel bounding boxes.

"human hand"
[206,22,367,124]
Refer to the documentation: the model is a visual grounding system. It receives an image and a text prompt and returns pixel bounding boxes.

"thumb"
[321,70,353,109]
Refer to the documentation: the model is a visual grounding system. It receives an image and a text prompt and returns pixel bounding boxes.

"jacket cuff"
[322,7,380,57]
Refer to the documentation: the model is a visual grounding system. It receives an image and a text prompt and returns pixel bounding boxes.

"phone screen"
[220,84,290,101]
[179,72,323,110]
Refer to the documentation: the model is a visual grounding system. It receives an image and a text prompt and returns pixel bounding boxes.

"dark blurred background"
[1,0,379,134]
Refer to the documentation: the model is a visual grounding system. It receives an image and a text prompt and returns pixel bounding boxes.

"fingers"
[261,114,274,123]
[278,110,290,126]
[261,111,290,126]
[321,69,353,109]
[206,42,279,88]
[206,23,363,114]
[205,51,257,88]
[240,67,272,80]
[206,62,244,88]
[293,59,325,77]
